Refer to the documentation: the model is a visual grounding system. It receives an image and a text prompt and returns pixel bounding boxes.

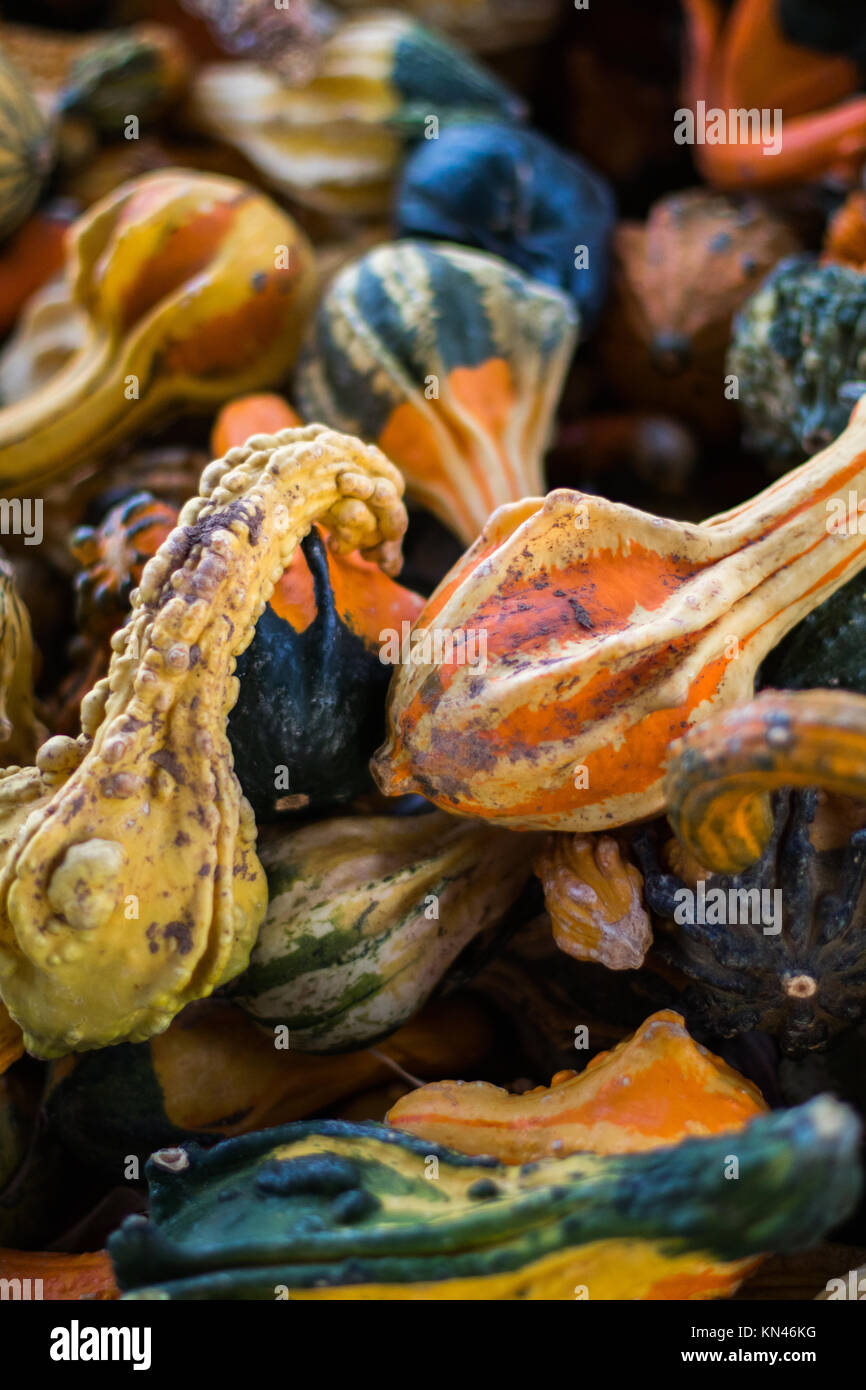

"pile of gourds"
[2,0,866,1304]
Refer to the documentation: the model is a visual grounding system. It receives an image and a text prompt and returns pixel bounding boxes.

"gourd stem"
[664,688,866,875]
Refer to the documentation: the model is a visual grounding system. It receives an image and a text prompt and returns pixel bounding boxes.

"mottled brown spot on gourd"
[151,749,186,785]
[164,919,194,955]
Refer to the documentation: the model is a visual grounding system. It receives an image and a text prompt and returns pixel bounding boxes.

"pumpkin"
[43,993,496,1178]
[59,25,190,134]
[535,832,652,970]
[0,425,407,1058]
[596,189,800,436]
[0,47,54,243]
[231,809,539,1050]
[0,170,317,495]
[396,123,615,333]
[372,395,866,831]
[295,239,578,545]
[388,1009,766,1163]
[189,12,525,217]
[0,1248,117,1300]
[728,257,866,462]
[107,1096,861,1300]
[680,0,866,189]
[632,689,866,1054]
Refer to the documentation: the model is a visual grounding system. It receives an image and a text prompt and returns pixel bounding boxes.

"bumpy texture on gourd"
[388,1009,766,1162]
[0,170,317,494]
[0,426,407,1057]
[727,257,866,461]
[108,1098,862,1300]
[189,12,525,216]
[232,809,539,1050]
[396,124,615,333]
[760,571,866,694]
[295,239,578,545]
[372,395,866,831]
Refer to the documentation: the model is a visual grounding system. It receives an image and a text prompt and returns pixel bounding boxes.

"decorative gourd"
[108,1097,862,1300]
[388,1009,765,1162]
[596,189,800,436]
[728,257,866,462]
[231,809,539,1050]
[0,556,37,767]
[760,571,866,694]
[60,26,191,134]
[396,124,615,333]
[189,12,525,217]
[372,395,866,832]
[680,0,866,189]
[229,523,425,815]
[535,833,651,970]
[43,994,496,1177]
[633,690,866,1054]
[0,47,54,242]
[0,275,88,407]
[662,688,866,875]
[0,171,317,495]
[0,425,407,1057]
[0,1249,117,1300]
[57,455,422,811]
[295,239,578,545]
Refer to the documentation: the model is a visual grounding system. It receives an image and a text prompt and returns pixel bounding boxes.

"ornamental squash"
[396,124,615,333]
[0,274,87,407]
[727,257,866,462]
[231,809,539,1050]
[0,170,317,495]
[108,1097,862,1300]
[0,424,407,1057]
[596,189,800,436]
[43,994,495,1179]
[0,47,54,242]
[372,394,866,832]
[295,239,578,545]
[229,523,425,815]
[387,1009,766,1162]
[633,689,866,1054]
[60,26,190,135]
[189,12,525,217]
